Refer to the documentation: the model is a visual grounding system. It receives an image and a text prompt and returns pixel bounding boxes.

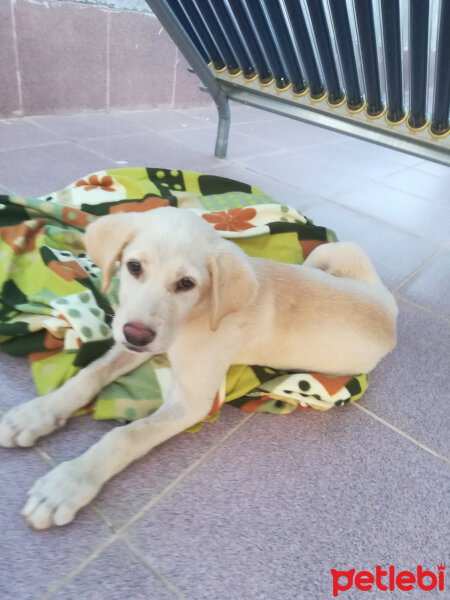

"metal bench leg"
[214,95,230,158]
[144,0,232,158]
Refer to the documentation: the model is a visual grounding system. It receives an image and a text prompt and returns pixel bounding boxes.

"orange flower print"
[201,392,222,421]
[62,205,94,227]
[299,239,326,261]
[75,174,115,192]
[109,197,169,214]
[48,259,88,281]
[202,207,257,232]
[0,219,45,255]
[43,331,64,350]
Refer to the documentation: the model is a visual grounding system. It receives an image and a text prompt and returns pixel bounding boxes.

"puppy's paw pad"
[23,460,101,529]
[0,399,61,448]
[0,419,18,448]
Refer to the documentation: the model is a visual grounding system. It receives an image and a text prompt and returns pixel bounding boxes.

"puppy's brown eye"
[175,277,195,292]
[127,261,142,277]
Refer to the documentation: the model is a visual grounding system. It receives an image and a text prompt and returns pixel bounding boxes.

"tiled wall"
[0,0,211,118]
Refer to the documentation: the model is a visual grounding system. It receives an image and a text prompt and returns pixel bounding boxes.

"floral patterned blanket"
[0,168,367,430]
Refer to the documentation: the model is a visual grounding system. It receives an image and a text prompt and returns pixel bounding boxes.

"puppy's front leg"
[22,384,214,529]
[22,348,230,529]
[0,346,150,448]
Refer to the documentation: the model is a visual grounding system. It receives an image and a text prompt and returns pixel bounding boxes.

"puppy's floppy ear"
[85,213,137,293]
[208,245,259,331]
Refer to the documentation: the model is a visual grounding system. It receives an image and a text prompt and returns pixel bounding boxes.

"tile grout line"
[353,404,450,465]
[0,182,18,196]
[9,438,119,534]
[0,126,171,152]
[70,138,141,168]
[236,130,355,153]
[322,194,449,246]
[161,130,289,162]
[224,161,330,204]
[9,0,23,116]
[392,247,444,294]
[40,413,255,599]
[172,107,285,129]
[33,445,56,466]
[292,144,437,191]
[171,50,179,108]
[240,144,448,213]
[416,165,450,182]
[122,537,185,599]
[383,173,450,204]
[395,295,450,325]
[209,166,330,213]
[73,140,124,165]
[384,164,423,178]
[361,175,450,209]
[1,417,170,591]
[106,10,111,112]
[292,147,415,181]
[0,139,77,152]
[39,531,121,600]
[227,159,376,205]
[232,158,410,208]
[0,110,216,154]
[115,413,254,531]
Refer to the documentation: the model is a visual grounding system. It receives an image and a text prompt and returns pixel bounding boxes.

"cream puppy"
[0,207,397,529]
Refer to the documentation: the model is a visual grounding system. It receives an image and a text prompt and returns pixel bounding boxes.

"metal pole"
[144,0,230,158]
[431,0,450,135]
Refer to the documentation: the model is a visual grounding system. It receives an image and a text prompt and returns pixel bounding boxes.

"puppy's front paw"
[22,459,102,529]
[0,397,67,448]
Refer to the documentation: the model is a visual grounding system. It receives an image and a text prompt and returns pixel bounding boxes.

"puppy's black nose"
[123,322,156,346]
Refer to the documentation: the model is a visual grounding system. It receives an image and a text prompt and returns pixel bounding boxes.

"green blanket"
[0,168,367,431]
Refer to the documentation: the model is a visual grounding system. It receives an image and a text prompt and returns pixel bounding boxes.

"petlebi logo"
[330,564,446,597]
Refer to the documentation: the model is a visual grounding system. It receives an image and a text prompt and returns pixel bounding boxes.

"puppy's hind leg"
[0,346,150,448]
[303,242,382,284]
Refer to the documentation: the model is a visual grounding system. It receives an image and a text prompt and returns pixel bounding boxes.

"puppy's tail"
[303,242,382,285]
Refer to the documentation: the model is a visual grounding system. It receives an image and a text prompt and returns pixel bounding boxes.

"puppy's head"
[85,207,258,354]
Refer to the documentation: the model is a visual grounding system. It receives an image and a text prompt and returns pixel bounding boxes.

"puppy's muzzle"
[123,322,156,348]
